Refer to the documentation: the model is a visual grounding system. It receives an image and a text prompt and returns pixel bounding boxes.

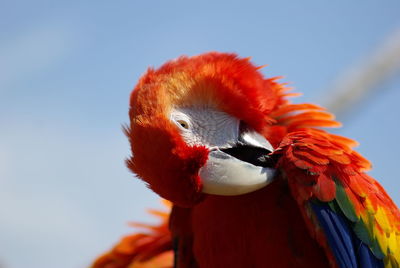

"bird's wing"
[275,129,400,268]
[91,201,173,268]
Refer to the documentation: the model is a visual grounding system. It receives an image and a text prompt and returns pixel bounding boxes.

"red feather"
[313,174,336,202]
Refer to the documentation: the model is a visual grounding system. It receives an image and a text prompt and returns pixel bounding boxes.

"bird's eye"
[170,109,191,131]
[177,120,190,129]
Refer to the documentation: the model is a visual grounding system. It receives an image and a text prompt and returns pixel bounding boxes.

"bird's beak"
[199,130,277,196]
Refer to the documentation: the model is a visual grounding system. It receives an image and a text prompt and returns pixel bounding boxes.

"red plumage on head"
[126,52,288,207]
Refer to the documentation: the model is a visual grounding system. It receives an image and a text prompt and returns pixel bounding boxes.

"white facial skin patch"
[170,107,240,149]
[170,107,276,196]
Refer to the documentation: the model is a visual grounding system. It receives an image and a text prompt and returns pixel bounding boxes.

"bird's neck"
[170,179,330,268]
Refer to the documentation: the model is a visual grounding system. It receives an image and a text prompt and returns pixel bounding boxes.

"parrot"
[92,52,400,268]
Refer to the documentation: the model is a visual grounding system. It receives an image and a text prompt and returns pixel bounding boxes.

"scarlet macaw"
[93,52,400,268]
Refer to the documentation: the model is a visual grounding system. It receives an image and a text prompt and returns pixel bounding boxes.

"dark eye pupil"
[177,120,189,129]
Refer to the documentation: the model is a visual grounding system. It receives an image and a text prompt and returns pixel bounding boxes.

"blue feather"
[310,202,384,268]
[356,239,384,268]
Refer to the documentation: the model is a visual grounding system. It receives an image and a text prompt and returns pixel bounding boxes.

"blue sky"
[1,1,399,267]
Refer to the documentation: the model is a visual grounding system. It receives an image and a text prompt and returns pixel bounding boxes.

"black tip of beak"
[220,145,278,168]
[218,121,279,168]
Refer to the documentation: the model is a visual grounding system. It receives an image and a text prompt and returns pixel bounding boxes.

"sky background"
[1,1,399,268]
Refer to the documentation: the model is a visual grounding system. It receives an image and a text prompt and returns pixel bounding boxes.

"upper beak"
[199,129,277,196]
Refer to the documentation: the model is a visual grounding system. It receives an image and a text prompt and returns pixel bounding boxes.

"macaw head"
[126,52,335,207]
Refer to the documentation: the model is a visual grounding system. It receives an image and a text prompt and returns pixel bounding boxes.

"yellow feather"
[375,206,392,235]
